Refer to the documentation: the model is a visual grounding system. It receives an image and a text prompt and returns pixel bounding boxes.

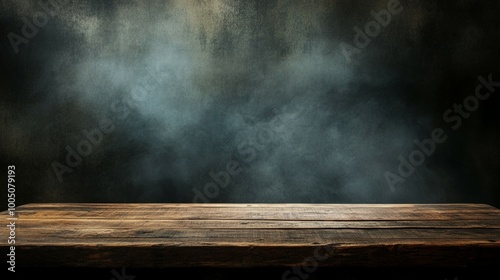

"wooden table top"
[1,203,499,268]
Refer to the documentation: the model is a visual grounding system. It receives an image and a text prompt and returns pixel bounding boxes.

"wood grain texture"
[1,203,499,268]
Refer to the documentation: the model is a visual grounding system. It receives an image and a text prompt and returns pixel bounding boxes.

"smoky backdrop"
[1,0,499,209]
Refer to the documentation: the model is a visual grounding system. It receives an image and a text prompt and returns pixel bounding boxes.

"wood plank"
[12,205,500,221]
[15,218,500,229]
[1,203,499,268]
[12,228,500,245]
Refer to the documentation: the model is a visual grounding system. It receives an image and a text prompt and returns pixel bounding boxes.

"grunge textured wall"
[1,0,499,209]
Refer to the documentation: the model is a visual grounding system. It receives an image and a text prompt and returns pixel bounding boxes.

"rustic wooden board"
[1,203,499,268]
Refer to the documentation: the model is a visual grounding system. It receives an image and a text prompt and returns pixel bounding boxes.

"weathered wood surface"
[1,203,499,267]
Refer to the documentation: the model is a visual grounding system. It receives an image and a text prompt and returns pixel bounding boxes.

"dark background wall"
[1,0,500,211]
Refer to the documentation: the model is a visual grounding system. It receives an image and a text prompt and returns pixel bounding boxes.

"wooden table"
[1,203,499,268]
